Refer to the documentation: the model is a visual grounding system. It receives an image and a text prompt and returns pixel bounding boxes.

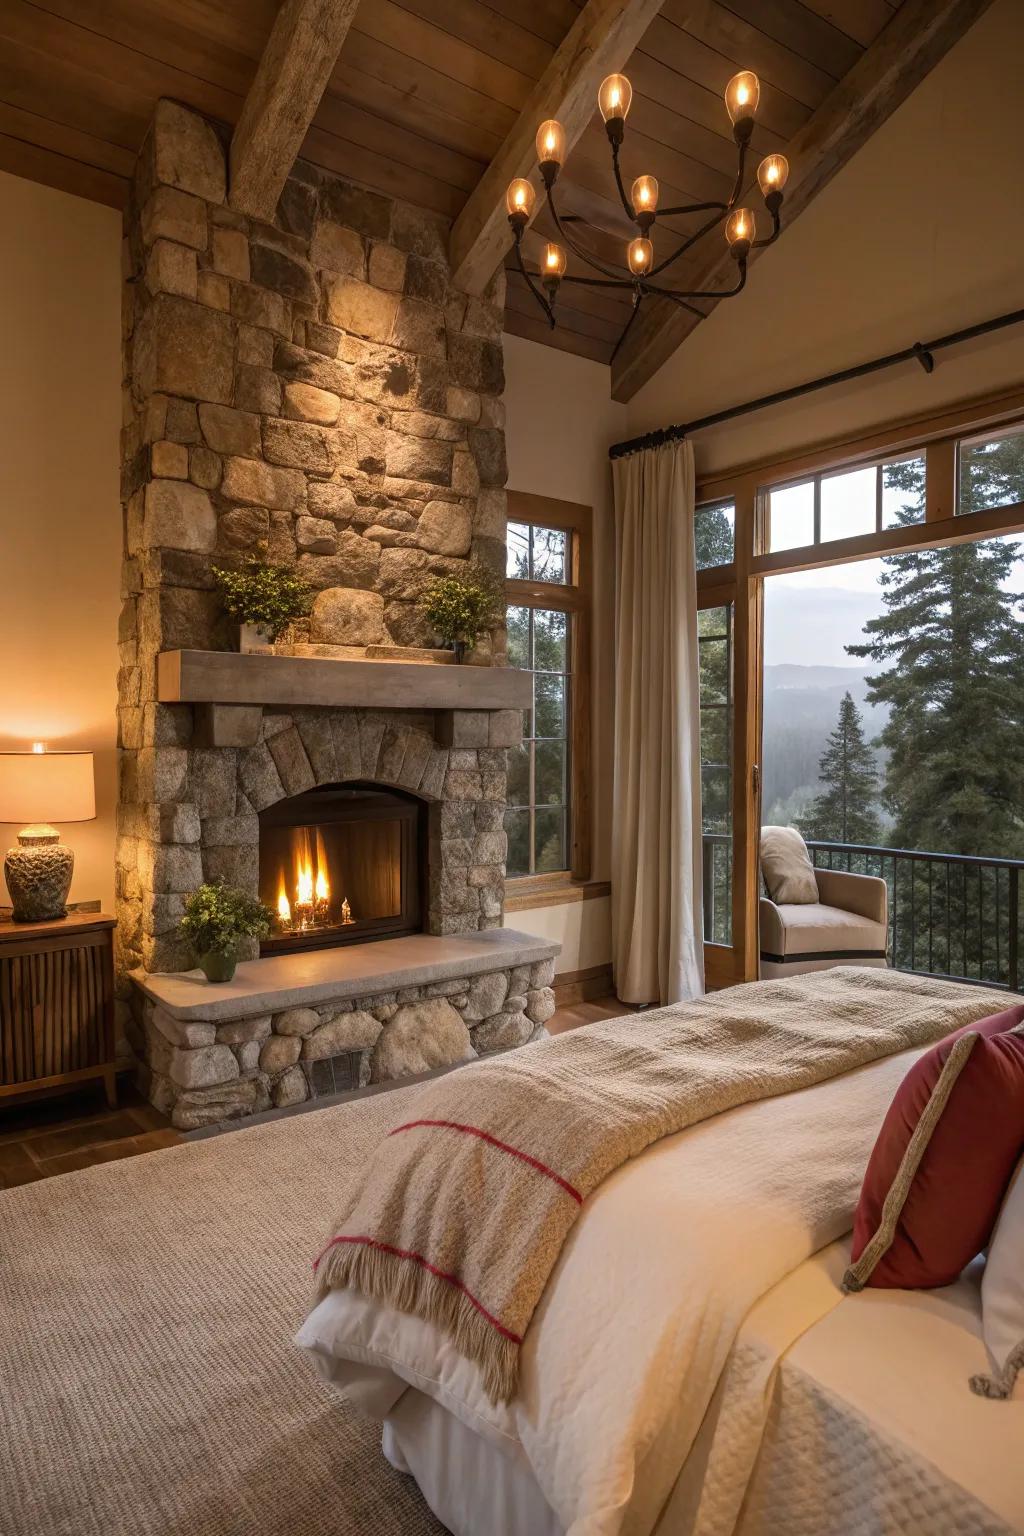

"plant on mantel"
[420,566,504,662]
[180,881,271,983]
[212,543,312,650]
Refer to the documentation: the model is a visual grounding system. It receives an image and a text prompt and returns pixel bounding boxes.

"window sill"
[504,876,611,912]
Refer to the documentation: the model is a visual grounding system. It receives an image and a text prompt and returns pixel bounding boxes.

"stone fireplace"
[116,101,557,1129]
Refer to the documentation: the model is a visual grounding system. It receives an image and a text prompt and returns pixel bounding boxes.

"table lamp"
[0,744,96,922]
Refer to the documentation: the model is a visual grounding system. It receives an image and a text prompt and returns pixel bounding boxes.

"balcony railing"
[701,834,1024,992]
[805,840,1022,994]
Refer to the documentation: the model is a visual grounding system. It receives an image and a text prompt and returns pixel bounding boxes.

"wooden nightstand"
[0,913,117,1108]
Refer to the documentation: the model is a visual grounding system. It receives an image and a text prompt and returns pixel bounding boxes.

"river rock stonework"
[132,957,555,1130]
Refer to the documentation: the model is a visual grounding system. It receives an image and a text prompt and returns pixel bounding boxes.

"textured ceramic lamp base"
[4,826,74,921]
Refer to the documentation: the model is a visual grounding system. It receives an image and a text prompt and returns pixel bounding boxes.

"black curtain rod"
[607,305,1024,461]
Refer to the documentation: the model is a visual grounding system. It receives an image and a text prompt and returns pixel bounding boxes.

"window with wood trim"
[765,454,926,554]
[505,494,592,882]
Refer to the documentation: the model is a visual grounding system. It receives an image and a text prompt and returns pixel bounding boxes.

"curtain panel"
[611,440,704,1005]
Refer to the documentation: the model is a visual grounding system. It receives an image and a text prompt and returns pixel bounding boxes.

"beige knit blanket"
[314,967,1002,1403]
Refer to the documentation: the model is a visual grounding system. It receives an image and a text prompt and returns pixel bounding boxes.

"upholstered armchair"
[758,826,889,980]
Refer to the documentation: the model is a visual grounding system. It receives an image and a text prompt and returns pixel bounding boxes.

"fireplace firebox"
[258,783,426,955]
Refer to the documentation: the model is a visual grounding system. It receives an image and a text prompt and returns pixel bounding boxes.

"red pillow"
[845,1003,1024,1292]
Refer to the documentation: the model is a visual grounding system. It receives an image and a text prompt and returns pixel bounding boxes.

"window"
[505,500,591,880]
[698,604,733,945]
[695,499,735,570]
[958,424,1024,515]
[767,455,925,553]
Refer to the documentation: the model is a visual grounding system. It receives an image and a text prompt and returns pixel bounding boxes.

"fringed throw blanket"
[314,967,1002,1403]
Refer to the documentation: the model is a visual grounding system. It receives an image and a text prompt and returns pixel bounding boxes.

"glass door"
[697,571,763,989]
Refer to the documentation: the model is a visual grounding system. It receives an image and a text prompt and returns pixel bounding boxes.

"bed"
[297,971,1023,1536]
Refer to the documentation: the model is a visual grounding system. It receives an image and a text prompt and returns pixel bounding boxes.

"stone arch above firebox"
[205,704,510,945]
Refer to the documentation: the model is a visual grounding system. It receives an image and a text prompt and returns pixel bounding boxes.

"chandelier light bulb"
[536,119,566,168]
[542,242,567,281]
[631,175,659,215]
[725,208,756,255]
[598,73,633,124]
[627,236,653,276]
[757,154,789,197]
[724,70,760,130]
[506,177,536,220]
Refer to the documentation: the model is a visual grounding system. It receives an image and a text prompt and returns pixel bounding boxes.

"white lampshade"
[0,750,96,825]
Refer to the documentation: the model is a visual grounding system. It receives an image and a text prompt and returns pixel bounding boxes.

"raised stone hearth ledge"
[157,650,532,710]
[134,927,557,1019]
[129,929,559,1129]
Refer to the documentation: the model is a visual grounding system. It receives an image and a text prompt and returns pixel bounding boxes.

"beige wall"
[626,0,1024,480]
[0,171,122,911]
[502,333,628,973]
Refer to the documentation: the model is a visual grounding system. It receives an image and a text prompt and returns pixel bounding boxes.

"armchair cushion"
[759,825,818,904]
[764,901,887,958]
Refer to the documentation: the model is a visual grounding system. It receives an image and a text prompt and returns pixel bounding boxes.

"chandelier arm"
[646,258,748,303]
[546,187,633,281]
[510,233,557,327]
[610,292,644,364]
[726,139,749,209]
[658,199,729,218]
[644,138,751,279]
[751,209,781,249]
[560,273,642,289]
[646,206,728,279]
[610,140,638,224]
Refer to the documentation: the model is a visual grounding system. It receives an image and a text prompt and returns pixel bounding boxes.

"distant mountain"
[761,664,889,829]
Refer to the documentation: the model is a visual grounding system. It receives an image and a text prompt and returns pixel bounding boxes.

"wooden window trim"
[506,490,593,882]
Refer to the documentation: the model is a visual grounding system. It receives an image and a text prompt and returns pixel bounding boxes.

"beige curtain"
[611,440,704,1005]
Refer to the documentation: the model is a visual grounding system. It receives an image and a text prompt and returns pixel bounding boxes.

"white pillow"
[295,1288,520,1450]
[971,1155,1024,1399]
[760,825,819,905]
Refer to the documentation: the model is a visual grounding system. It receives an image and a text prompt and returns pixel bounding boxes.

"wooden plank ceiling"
[0,0,901,370]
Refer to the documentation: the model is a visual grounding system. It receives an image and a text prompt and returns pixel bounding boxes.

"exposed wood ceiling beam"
[610,0,997,403]
[229,0,359,221]
[449,0,669,297]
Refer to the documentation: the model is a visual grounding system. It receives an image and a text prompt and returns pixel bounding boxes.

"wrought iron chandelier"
[506,70,789,358]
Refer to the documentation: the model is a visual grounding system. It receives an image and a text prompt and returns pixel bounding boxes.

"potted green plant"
[212,544,312,652]
[420,566,503,662]
[180,881,272,983]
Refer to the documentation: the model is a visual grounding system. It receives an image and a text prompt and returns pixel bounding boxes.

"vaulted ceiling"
[0,0,992,397]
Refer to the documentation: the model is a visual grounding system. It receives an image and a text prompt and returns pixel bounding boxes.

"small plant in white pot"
[213,544,312,652]
[180,881,272,983]
[420,566,503,662]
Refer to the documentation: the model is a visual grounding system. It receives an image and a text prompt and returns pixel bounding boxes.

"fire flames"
[275,827,355,932]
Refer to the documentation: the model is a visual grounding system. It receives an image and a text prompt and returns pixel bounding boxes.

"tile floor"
[0,993,635,1187]
[0,1083,181,1188]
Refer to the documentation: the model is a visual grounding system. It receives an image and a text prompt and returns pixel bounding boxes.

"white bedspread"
[299,1044,931,1535]
[720,1245,1024,1536]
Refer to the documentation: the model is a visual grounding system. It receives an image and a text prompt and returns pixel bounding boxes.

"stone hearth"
[133,929,557,1130]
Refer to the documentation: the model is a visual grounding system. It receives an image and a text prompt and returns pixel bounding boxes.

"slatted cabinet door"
[0,915,116,1106]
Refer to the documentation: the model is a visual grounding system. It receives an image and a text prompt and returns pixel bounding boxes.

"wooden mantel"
[157,650,532,711]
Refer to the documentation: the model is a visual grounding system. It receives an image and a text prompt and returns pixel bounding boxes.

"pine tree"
[695,504,734,568]
[802,692,882,844]
[847,453,1024,859]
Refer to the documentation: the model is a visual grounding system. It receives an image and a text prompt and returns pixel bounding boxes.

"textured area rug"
[0,1086,446,1536]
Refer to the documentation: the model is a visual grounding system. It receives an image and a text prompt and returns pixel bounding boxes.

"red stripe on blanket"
[389,1118,583,1204]
[313,1235,523,1343]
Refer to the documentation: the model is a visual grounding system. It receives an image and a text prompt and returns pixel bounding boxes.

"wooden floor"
[546,996,635,1034]
[0,994,632,1188]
